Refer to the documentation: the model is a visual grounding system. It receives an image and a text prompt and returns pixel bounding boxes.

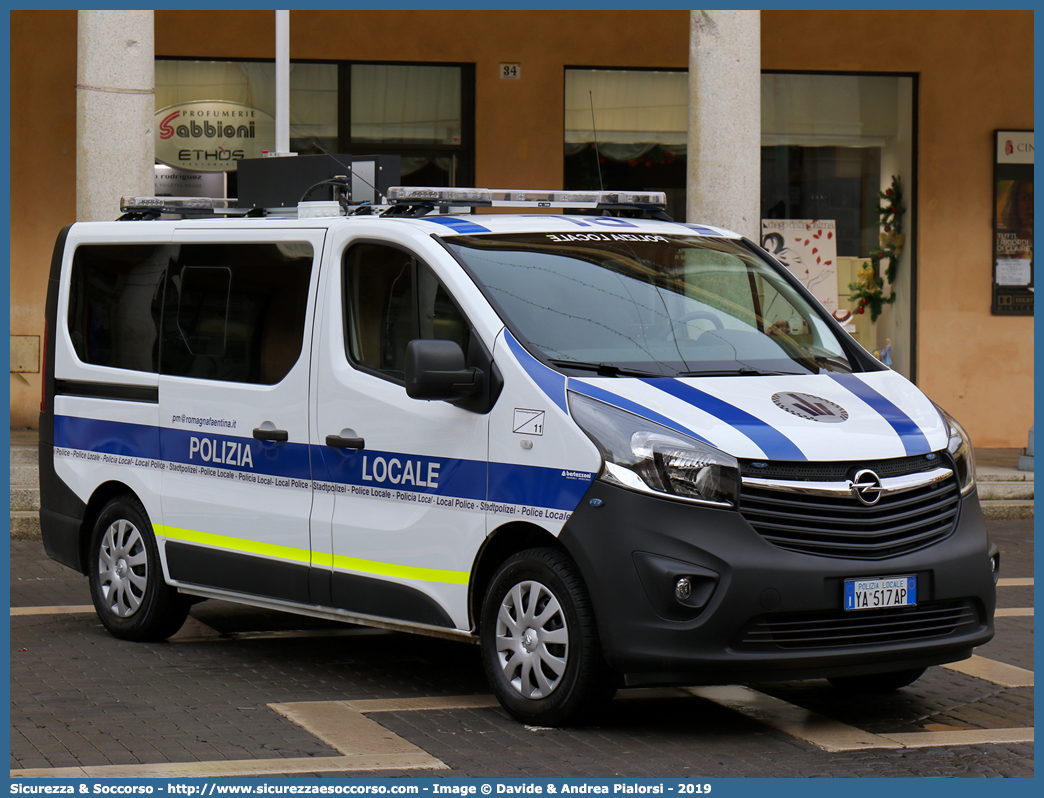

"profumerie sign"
[992,130,1033,315]
[155,101,275,172]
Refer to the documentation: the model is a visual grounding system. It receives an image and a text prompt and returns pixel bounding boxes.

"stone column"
[686,10,760,238]
[77,11,155,222]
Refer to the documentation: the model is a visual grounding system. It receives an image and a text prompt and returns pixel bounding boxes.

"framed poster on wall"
[992,130,1033,315]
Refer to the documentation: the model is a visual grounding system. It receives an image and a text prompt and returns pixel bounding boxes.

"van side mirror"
[405,339,483,401]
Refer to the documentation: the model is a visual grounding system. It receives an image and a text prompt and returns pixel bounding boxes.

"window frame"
[341,239,477,388]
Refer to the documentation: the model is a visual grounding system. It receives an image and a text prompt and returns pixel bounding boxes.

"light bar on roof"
[386,187,666,208]
[120,196,237,214]
[387,187,492,204]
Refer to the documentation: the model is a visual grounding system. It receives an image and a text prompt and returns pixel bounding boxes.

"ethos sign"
[155,101,275,172]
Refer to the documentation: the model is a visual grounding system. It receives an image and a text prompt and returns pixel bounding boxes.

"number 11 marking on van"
[513,409,545,436]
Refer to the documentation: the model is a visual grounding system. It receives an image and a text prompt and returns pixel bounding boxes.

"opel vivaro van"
[40,184,997,725]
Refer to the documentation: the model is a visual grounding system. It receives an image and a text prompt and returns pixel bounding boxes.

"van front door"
[156,229,325,604]
[311,239,489,632]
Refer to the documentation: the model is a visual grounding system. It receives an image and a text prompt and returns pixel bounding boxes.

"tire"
[88,495,190,642]
[828,666,926,693]
[480,547,616,726]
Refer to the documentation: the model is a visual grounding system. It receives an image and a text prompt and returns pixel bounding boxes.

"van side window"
[68,244,169,373]
[160,242,313,385]
[344,243,469,381]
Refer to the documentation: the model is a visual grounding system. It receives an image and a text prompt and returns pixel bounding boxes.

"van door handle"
[253,428,289,442]
[326,434,365,449]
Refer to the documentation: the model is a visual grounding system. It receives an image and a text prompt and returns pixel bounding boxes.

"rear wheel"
[480,548,616,726]
[828,666,926,693]
[88,495,190,642]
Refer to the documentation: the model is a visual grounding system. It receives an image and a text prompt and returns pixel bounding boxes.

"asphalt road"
[9,519,1033,779]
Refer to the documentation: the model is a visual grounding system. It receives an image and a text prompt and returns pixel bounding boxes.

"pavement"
[8,521,1035,778]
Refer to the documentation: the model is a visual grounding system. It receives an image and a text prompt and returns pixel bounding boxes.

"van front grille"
[734,600,980,651]
[739,472,961,560]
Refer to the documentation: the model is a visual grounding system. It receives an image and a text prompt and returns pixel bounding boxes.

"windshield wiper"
[548,360,661,378]
[676,368,805,377]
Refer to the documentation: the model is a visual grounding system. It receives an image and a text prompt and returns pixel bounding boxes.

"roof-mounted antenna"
[589,90,605,193]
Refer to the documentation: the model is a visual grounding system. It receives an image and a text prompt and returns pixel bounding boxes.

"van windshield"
[443,232,854,377]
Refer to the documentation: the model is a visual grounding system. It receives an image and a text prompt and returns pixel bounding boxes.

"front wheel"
[828,666,926,693]
[480,548,616,726]
[88,495,190,642]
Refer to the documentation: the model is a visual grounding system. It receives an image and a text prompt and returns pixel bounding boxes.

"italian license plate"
[844,575,917,611]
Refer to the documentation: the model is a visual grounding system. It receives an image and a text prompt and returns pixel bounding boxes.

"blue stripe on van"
[643,379,807,461]
[489,463,594,511]
[317,445,487,500]
[55,415,161,459]
[680,224,724,236]
[53,415,592,513]
[828,374,931,456]
[162,426,312,480]
[424,217,491,234]
[566,381,714,446]
[503,330,568,413]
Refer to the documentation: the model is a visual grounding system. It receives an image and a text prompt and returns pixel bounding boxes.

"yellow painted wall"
[761,9,1034,446]
[10,11,78,426]
[10,10,1033,448]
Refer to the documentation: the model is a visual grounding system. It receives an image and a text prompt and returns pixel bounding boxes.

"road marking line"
[343,688,689,714]
[10,754,439,779]
[998,577,1033,586]
[10,605,94,616]
[168,616,224,641]
[942,655,1034,687]
[995,607,1034,617]
[346,695,501,713]
[684,686,1034,752]
[881,728,1034,748]
[685,685,900,752]
[270,701,447,768]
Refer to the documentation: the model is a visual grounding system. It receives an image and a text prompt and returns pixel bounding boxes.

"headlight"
[568,391,739,507]
[940,407,976,495]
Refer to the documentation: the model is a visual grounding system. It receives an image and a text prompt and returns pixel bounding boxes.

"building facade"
[9,9,1033,447]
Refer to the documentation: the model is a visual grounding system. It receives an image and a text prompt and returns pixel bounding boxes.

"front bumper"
[558,482,996,686]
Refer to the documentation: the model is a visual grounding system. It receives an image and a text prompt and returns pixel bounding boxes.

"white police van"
[40,180,997,726]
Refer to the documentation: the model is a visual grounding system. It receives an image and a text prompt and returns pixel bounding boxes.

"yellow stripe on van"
[325,553,469,586]
[156,525,314,565]
[155,525,469,586]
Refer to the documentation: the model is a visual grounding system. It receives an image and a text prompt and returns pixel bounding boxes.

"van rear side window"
[67,241,314,385]
[68,244,168,373]
[161,242,314,385]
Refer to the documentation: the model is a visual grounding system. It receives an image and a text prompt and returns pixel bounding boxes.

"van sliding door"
[156,229,326,604]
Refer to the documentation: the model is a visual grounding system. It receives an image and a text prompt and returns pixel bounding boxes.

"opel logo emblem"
[851,469,883,506]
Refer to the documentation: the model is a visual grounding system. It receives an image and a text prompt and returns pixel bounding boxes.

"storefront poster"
[992,130,1033,314]
[761,219,839,314]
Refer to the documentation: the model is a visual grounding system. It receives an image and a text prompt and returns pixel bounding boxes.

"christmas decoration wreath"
[849,176,905,321]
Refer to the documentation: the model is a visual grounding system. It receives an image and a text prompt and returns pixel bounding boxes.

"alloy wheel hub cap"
[522,628,538,653]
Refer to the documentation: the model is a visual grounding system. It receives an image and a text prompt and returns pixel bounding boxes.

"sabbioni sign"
[156,101,275,172]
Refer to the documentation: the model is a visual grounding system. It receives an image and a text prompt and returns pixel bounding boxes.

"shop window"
[564,68,688,221]
[155,59,474,190]
[761,72,915,377]
[160,242,313,385]
[761,74,914,259]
